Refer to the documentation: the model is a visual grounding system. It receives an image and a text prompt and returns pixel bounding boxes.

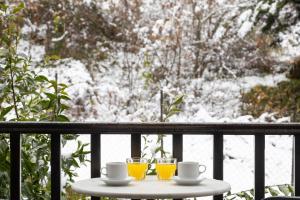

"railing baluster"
[131,133,141,200]
[295,135,300,196]
[173,133,183,200]
[91,133,101,200]
[255,135,265,200]
[213,134,223,200]
[131,133,141,157]
[173,134,183,163]
[10,132,21,200]
[51,133,61,200]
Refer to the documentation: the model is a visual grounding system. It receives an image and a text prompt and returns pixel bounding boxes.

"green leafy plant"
[0,2,89,199]
[0,134,10,197]
[225,184,294,200]
[143,92,185,175]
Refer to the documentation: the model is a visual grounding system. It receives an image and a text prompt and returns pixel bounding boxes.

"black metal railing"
[0,122,300,200]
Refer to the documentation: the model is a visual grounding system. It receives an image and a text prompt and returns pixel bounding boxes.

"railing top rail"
[1,122,300,134]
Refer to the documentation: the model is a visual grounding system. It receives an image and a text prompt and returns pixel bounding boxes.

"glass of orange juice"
[156,158,177,180]
[126,158,148,180]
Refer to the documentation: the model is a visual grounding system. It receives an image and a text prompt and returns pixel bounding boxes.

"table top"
[71,176,231,199]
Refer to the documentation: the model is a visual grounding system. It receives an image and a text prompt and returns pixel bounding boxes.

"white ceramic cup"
[178,161,206,179]
[101,162,128,180]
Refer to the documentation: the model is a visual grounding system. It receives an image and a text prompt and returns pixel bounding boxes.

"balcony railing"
[1,122,300,200]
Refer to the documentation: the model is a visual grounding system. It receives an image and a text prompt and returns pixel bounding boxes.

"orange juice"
[156,163,176,180]
[127,162,148,180]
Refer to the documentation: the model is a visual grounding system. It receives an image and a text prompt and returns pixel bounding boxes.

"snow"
[269,2,278,15]
[237,10,252,26]
[51,31,68,42]
[18,40,45,62]
[279,23,300,60]
[101,2,110,10]
[238,21,253,38]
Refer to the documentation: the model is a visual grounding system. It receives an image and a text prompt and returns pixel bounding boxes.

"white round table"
[71,176,231,199]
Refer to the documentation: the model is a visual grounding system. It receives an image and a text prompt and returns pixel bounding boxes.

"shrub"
[0,2,89,199]
[241,79,300,121]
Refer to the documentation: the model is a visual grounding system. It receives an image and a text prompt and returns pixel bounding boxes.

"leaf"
[142,72,153,79]
[0,3,9,11]
[40,100,50,109]
[60,95,71,100]
[268,187,280,196]
[171,95,184,106]
[56,115,70,122]
[236,192,245,198]
[170,107,181,113]
[249,189,254,196]
[278,185,290,196]
[49,80,58,88]
[72,159,80,168]
[59,83,68,88]
[63,134,78,140]
[45,92,56,100]
[0,106,14,119]
[155,147,163,153]
[288,185,294,195]
[165,110,181,119]
[35,75,49,82]
[244,192,253,200]
[143,60,151,67]
[60,104,70,111]
[45,55,61,62]
[226,195,236,200]
[12,2,25,14]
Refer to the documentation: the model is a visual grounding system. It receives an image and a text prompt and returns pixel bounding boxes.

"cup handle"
[199,165,206,173]
[100,167,107,176]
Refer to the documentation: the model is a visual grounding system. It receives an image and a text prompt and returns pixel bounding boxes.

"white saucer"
[100,177,133,186]
[173,176,206,186]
